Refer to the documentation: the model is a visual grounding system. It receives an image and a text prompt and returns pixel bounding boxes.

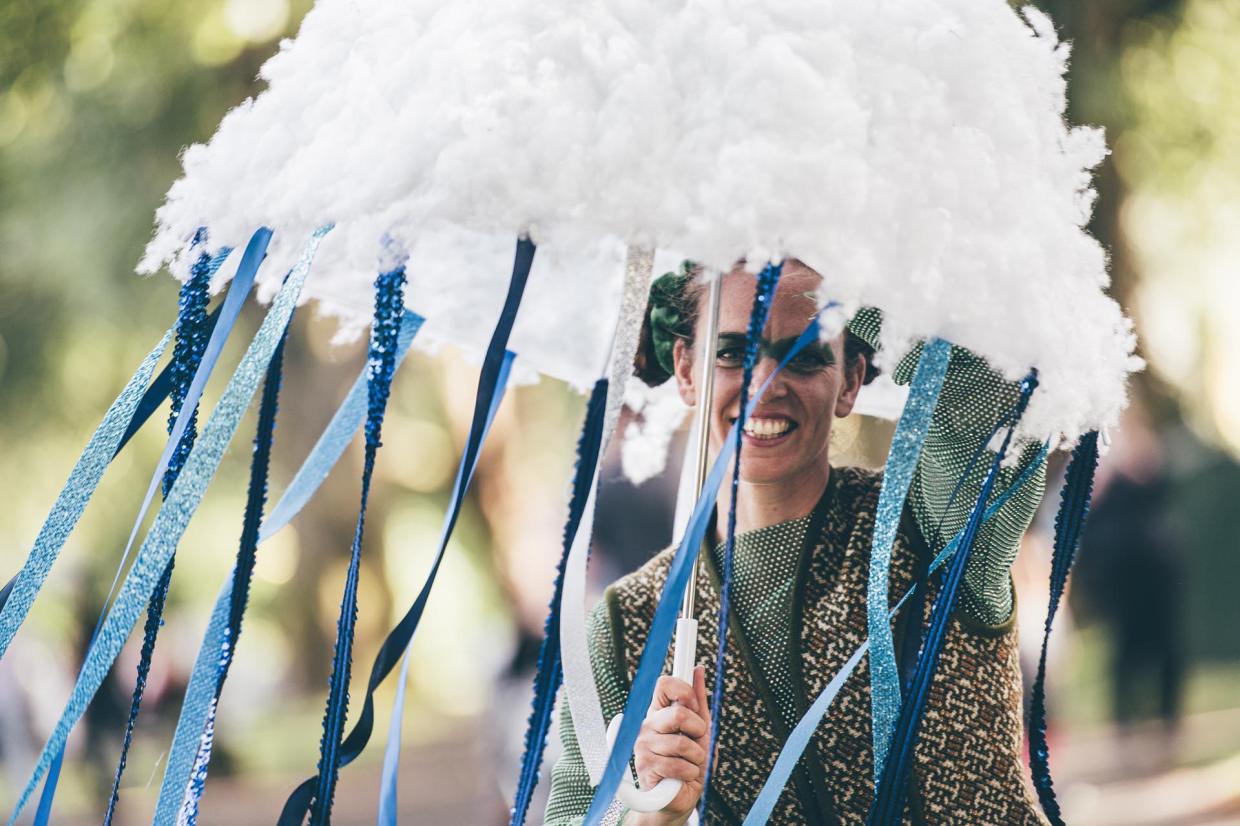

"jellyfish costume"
[0,0,1139,824]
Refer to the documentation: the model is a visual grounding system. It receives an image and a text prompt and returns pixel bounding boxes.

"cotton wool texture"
[143,0,1138,440]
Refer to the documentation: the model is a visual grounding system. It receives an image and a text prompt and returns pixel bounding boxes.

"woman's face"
[672,262,865,487]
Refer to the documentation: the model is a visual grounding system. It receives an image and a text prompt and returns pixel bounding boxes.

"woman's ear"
[672,338,697,406]
[834,350,867,418]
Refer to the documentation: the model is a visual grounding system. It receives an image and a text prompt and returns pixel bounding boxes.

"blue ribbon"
[1029,431,1099,825]
[7,226,331,825]
[701,263,783,820]
[309,263,409,825]
[277,236,534,826]
[105,248,216,826]
[260,311,425,543]
[508,377,610,826]
[0,325,174,658]
[583,315,823,826]
[866,370,1039,825]
[740,441,1049,825]
[866,338,951,782]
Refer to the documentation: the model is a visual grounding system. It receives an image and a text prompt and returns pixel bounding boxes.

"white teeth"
[743,417,792,439]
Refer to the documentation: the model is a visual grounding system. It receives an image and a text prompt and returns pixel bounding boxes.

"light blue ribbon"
[741,442,1049,826]
[0,327,173,660]
[7,226,331,824]
[258,310,425,543]
[866,338,951,782]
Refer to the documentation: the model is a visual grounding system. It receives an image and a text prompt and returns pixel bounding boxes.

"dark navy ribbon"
[104,248,215,825]
[866,370,1039,825]
[1029,431,1099,825]
[179,320,293,824]
[700,263,783,820]
[509,377,610,826]
[278,237,534,825]
[308,264,409,825]
[583,314,823,826]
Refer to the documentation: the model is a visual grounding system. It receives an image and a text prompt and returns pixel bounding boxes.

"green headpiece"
[643,262,696,384]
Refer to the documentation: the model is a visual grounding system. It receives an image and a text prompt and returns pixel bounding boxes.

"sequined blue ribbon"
[866,338,951,782]
[701,263,783,820]
[507,376,610,826]
[309,263,409,825]
[1029,431,1099,825]
[583,315,822,826]
[6,226,330,825]
[740,441,1049,825]
[179,321,293,826]
[866,370,1039,825]
[277,236,534,826]
[259,311,425,543]
[105,249,216,826]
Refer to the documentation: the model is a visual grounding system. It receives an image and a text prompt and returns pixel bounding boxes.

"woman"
[543,260,1049,825]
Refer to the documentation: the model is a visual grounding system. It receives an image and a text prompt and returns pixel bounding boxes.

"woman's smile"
[730,414,800,445]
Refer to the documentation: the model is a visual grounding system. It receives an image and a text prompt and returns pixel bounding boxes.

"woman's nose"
[750,354,787,397]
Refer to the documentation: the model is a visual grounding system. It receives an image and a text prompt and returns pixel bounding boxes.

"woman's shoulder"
[604,543,678,609]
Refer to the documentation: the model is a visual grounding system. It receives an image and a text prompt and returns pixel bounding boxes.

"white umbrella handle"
[605,618,699,815]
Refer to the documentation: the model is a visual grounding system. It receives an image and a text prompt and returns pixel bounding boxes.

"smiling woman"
[544,261,1052,825]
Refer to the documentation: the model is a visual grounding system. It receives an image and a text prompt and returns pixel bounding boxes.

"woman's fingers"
[645,704,708,740]
[643,732,707,765]
[637,754,702,784]
[651,674,698,712]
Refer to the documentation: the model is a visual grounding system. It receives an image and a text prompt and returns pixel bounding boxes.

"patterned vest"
[602,466,1046,825]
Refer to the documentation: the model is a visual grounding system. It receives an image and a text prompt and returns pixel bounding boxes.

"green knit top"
[542,342,1047,825]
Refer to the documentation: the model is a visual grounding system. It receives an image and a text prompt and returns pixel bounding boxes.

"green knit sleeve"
[892,345,1047,631]
[543,592,631,825]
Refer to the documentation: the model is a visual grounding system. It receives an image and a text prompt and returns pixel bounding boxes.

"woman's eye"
[716,347,744,365]
[788,350,831,372]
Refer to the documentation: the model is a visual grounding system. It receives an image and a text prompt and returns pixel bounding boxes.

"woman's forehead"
[716,265,822,334]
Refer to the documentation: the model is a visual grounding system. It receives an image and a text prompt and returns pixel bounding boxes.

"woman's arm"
[896,345,1047,631]
[848,309,1047,631]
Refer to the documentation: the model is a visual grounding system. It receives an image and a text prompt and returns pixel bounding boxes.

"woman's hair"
[634,261,880,387]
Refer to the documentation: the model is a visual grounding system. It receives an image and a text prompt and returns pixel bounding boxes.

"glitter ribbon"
[1029,431,1099,825]
[0,327,173,658]
[6,226,329,825]
[866,338,951,783]
[866,370,1039,825]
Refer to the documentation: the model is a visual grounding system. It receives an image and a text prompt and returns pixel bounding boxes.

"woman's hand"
[626,666,712,826]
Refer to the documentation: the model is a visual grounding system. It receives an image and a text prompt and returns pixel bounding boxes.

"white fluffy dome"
[142,0,1138,439]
